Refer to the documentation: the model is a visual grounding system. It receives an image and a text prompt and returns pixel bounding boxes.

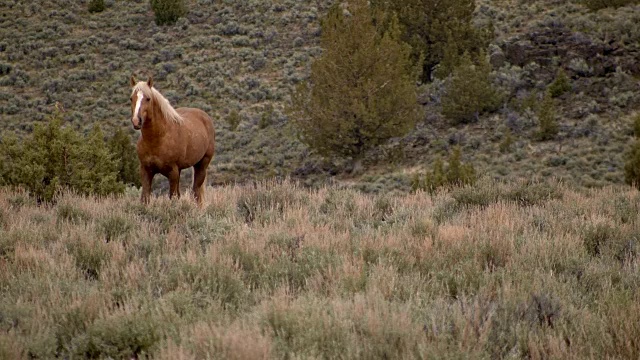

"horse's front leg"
[140,166,155,204]
[193,155,212,205]
[168,167,181,199]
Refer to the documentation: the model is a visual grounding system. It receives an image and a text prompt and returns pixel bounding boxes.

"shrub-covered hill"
[0,0,328,186]
[0,180,638,358]
[1,0,640,191]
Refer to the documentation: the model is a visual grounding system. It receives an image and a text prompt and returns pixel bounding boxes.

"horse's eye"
[146,98,150,102]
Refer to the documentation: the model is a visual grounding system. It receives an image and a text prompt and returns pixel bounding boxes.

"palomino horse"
[129,76,215,204]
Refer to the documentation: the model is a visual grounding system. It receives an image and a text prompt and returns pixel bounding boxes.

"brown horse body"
[130,77,215,204]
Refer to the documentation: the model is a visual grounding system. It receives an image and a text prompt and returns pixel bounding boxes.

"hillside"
[0,181,639,358]
[1,0,640,191]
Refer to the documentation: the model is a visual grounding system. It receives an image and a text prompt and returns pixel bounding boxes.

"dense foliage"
[290,0,420,165]
[108,127,141,187]
[412,146,477,192]
[150,0,186,26]
[582,0,640,11]
[88,0,106,13]
[535,92,559,141]
[0,105,127,202]
[441,53,502,125]
[371,0,492,81]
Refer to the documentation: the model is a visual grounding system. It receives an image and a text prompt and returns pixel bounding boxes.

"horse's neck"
[142,103,173,140]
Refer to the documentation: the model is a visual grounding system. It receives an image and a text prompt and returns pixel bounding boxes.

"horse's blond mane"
[131,82,184,124]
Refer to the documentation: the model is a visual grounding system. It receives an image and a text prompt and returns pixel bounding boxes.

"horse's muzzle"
[132,116,143,130]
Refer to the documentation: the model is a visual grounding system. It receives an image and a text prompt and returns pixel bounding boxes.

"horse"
[129,76,215,204]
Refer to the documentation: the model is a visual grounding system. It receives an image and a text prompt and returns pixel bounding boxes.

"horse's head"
[129,75,154,130]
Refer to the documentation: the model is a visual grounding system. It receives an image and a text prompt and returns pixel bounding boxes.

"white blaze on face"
[133,90,144,119]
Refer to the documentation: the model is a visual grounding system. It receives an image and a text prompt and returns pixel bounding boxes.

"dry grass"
[0,179,638,358]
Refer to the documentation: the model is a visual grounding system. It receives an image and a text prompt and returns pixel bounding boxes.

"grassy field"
[0,179,638,359]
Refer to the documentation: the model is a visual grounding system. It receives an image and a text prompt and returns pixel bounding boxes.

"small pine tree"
[536,93,559,141]
[290,0,420,165]
[226,109,241,131]
[150,0,186,26]
[441,53,502,125]
[108,128,141,187]
[499,128,514,153]
[259,104,275,129]
[412,146,476,193]
[412,157,446,192]
[88,0,106,13]
[632,113,640,138]
[548,69,571,98]
[445,146,476,186]
[0,134,23,187]
[624,140,640,189]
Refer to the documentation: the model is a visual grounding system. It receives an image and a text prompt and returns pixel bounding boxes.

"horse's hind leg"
[193,155,212,205]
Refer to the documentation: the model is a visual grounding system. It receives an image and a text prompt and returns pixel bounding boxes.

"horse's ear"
[130,75,136,87]
[147,76,153,88]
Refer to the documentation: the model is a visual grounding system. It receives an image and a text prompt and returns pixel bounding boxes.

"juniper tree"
[548,69,572,98]
[108,127,141,187]
[624,114,640,188]
[88,0,106,13]
[76,125,124,196]
[0,105,124,202]
[632,113,640,138]
[412,146,476,193]
[441,53,502,125]
[15,108,83,202]
[150,0,186,26]
[536,92,559,141]
[624,141,640,188]
[290,0,420,169]
[371,0,492,82]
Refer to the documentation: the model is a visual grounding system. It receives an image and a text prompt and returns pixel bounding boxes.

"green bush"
[226,109,241,131]
[535,93,559,141]
[499,128,514,153]
[0,105,124,202]
[371,0,492,81]
[108,128,140,187]
[150,0,186,26]
[236,185,296,225]
[57,203,91,224]
[74,311,160,359]
[624,140,640,188]
[581,0,639,11]
[547,69,571,98]
[441,54,502,125]
[632,113,640,138]
[66,235,110,280]
[412,146,477,193]
[88,0,106,13]
[98,215,133,242]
